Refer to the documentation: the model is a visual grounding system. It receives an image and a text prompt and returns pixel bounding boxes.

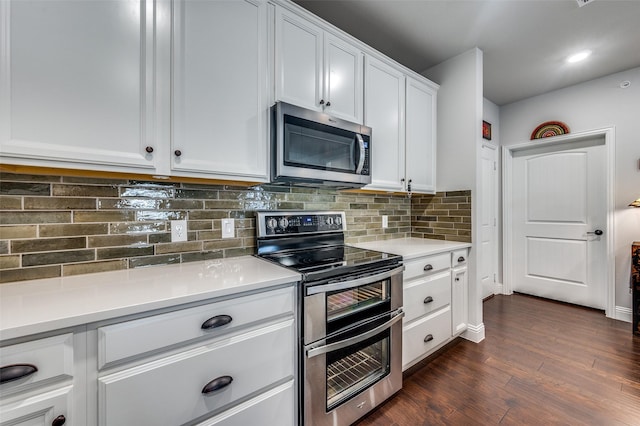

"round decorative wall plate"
[530,121,570,139]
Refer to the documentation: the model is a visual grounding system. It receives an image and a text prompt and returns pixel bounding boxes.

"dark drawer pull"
[201,314,232,330]
[424,334,434,343]
[202,375,233,394]
[52,415,66,426]
[0,364,38,384]
[458,256,466,262]
[145,146,154,153]
[423,264,433,271]
[423,296,434,304]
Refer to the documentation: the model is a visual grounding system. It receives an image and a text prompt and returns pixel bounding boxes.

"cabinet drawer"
[403,270,451,323]
[98,287,294,368]
[194,380,294,426]
[404,253,450,280]
[98,319,294,426]
[402,307,451,369]
[0,385,72,425]
[452,249,468,268]
[0,334,74,395]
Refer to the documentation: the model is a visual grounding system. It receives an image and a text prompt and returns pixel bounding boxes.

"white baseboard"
[462,323,485,343]
[614,306,632,323]
[494,283,504,295]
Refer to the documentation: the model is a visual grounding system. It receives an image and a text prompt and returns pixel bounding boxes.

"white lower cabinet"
[401,248,469,370]
[98,321,294,425]
[94,286,296,426]
[402,307,451,369]
[193,381,294,426]
[0,386,72,426]
[0,333,80,426]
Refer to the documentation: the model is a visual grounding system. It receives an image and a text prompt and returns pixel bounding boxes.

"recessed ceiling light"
[566,50,592,63]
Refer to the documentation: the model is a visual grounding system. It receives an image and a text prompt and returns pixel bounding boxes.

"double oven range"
[256,211,404,426]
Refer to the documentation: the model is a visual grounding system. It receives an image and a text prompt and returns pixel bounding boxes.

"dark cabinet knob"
[455,277,460,282]
[201,314,232,330]
[202,375,233,394]
[423,264,433,271]
[458,256,465,262]
[0,364,38,384]
[145,146,154,153]
[326,101,331,106]
[174,150,182,157]
[319,99,325,105]
[423,296,434,304]
[52,415,66,426]
[424,334,434,343]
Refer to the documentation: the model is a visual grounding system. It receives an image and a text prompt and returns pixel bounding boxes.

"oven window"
[326,280,389,323]
[326,329,390,411]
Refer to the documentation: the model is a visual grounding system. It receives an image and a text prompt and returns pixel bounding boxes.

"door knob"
[587,229,603,236]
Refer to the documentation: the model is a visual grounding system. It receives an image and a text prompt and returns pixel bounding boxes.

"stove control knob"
[334,216,342,226]
[278,218,289,229]
[267,218,277,229]
[326,217,334,225]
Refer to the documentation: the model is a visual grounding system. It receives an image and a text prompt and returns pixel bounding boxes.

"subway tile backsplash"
[0,173,471,283]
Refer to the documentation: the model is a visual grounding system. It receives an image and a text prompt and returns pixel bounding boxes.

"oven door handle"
[306,310,404,359]
[306,265,405,295]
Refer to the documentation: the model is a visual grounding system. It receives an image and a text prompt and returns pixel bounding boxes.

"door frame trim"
[502,127,615,317]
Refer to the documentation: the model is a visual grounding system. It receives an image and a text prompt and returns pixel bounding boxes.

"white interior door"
[480,144,498,299]
[511,138,607,309]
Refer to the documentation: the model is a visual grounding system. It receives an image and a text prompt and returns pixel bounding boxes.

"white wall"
[500,67,640,314]
[425,49,481,191]
[424,48,485,342]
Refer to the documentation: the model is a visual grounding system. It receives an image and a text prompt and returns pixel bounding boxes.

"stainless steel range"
[256,211,404,426]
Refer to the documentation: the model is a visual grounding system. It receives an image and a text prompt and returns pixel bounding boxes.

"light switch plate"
[171,220,188,242]
[221,218,234,239]
[382,215,388,228]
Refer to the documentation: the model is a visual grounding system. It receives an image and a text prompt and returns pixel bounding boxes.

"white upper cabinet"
[0,0,161,172]
[171,0,269,181]
[364,56,406,192]
[275,7,363,123]
[364,57,438,194]
[406,77,438,194]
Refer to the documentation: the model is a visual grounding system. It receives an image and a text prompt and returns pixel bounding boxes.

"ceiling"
[292,0,640,106]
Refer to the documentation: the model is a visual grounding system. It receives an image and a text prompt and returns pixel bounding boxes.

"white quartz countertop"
[0,256,300,341]
[354,238,471,261]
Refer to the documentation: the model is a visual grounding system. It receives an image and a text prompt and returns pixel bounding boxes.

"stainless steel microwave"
[271,102,372,189]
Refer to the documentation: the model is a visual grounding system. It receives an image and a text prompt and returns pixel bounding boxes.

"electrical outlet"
[171,220,188,242]
[221,218,235,239]
[382,215,388,228]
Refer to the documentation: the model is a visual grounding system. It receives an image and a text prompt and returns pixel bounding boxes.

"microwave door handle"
[306,265,405,295]
[355,134,366,174]
[306,310,405,359]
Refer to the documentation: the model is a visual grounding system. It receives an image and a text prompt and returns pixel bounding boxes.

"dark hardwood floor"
[356,293,640,425]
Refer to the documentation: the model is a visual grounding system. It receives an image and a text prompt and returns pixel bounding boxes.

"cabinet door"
[363,56,405,192]
[0,0,160,172]
[275,7,323,112]
[323,34,363,123]
[451,267,469,335]
[405,77,437,194]
[171,0,268,181]
[0,386,71,426]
